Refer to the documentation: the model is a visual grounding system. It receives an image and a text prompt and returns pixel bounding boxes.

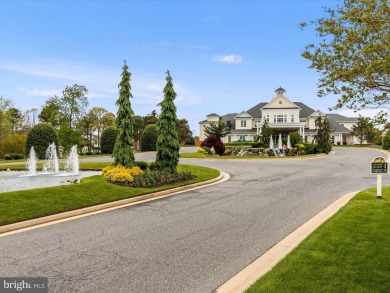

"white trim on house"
[199,88,360,145]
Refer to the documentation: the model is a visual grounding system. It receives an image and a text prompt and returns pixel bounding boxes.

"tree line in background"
[0,86,194,160]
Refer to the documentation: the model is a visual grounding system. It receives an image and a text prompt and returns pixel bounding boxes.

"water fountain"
[43,142,59,174]
[269,137,274,149]
[26,146,38,176]
[64,145,79,175]
[1,143,98,193]
[278,133,282,149]
[287,135,291,149]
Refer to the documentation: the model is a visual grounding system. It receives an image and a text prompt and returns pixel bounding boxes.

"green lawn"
[246,188,390,292]
[0,164,220,226]
[0,161,112,171]
[180,152,321,159]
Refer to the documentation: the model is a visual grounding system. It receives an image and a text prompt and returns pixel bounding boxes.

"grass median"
[0,164,220,226]
[180,152,321,159]
[246,188,390,292]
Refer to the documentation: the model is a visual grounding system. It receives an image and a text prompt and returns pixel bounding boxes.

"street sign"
[370,156,388,199]
[371,156,388,174]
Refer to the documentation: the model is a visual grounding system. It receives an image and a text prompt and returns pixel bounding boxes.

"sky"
[0,0,376,135]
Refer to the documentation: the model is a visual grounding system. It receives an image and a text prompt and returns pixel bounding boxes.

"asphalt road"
[1,148,388,292]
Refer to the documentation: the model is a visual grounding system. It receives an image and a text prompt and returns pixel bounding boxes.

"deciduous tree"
[301,0,390,122]
[352,115,376,144]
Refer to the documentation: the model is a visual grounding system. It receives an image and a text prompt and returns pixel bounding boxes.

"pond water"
[0,171,101,193]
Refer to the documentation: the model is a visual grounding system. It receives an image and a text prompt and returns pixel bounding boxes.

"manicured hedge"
[25,122,59,159]
[141,124,158,152]
[101,126,118,154]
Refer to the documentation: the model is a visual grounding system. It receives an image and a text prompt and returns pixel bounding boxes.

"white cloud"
[18,88,61,97]
[213,54,242,64]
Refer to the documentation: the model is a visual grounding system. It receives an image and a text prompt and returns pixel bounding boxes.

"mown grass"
[246,188,390,292]
[0,161,112,171]
[0,164,220,226]
[180,152,321,159]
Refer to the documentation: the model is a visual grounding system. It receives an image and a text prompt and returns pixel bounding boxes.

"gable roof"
[261,94,300,110]
[235,111,253,119]
[294,102,315,118]
[246,102,267,118]
[328,118,352,133]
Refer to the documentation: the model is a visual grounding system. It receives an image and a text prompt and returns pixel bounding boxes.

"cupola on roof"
[275,87,286,96]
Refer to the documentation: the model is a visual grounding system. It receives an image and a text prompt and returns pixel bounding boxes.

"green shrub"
[141,124,158,152]
[382,130,390,150]
[289,132,302,146]
[25,122,59,159]
[131,170,194,187]
[4,153,24,160]
[0,133,27,159]
[184,136,195,145]
[251,142,262,148]
[101,126,118,154]
[201,146,212,154]
[302,142,318,154]
[135,161,148,170]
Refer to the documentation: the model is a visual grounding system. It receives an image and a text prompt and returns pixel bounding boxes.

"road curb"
[215,190,359,293]
[0,172,230,236]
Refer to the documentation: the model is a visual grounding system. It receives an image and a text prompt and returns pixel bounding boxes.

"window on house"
[228,136,231,143]
[240,135,245,140]
[331,136,335,144]
[273,115,277,123]
[276,115,285,123]
[241,120,247,127]
[305,136,308,142]
[266,115,269,122]
[291,115,294,123]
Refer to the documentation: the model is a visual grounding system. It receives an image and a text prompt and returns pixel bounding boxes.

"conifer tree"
[314,115,333,154]
[155,70,180,173]
[112,61,135,167]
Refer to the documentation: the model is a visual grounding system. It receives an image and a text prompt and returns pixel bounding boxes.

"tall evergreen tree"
[155,70,180,173]
[314,115,333,154]
[112,61,135,168]
[259,120,272,147]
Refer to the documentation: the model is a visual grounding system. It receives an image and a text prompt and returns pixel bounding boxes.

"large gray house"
[199,88,360,145]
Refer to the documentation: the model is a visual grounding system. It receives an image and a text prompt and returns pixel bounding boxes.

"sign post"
[370,156,388,198]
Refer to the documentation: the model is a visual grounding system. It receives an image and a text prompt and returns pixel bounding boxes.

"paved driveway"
[0,148,388,292]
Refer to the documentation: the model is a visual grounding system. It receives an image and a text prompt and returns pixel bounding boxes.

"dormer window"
[241,120,247,127]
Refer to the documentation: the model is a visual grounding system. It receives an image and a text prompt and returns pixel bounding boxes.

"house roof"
[235,111,253,119]
[246,102,267,118]
[206,113,220,117]
[294,102,316,118]
[327,113,358,122]
[328,118,352,133]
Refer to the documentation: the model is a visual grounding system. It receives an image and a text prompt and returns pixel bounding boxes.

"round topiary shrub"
[25,122,59,159]
[101,126,119,154]
[140,124,158,152]
[382,130,390,150]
